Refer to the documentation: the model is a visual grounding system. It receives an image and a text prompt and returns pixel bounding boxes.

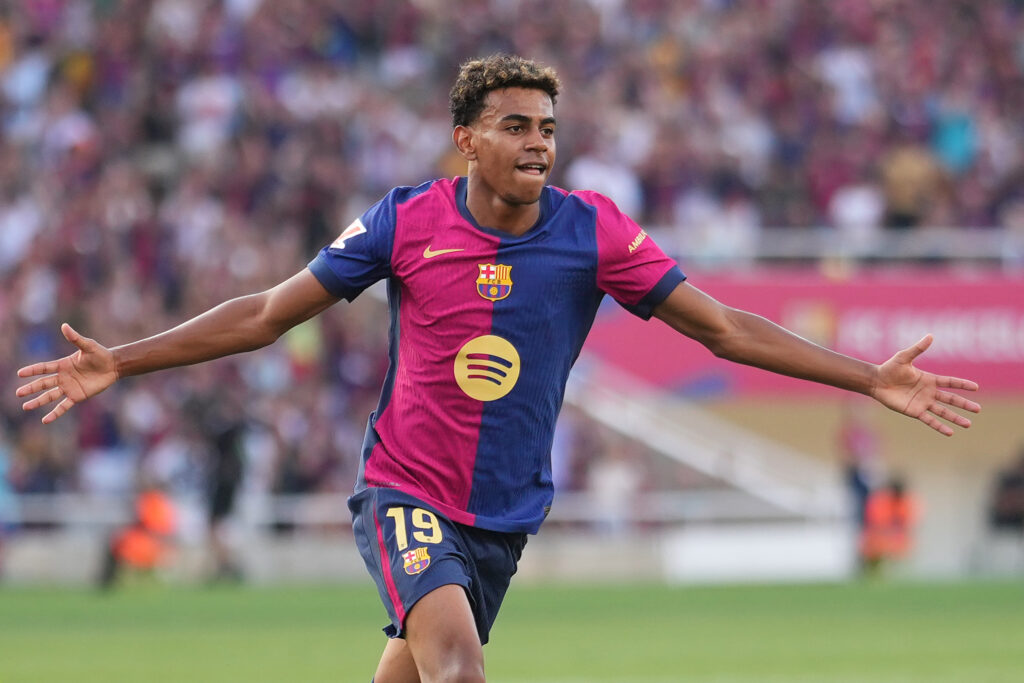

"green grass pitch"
[1,580,1022,682]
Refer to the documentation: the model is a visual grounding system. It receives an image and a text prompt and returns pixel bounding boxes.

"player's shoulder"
[383,177,457,206]
[552,186,625,216]
[363,179,457,231]
[547,188,636,234]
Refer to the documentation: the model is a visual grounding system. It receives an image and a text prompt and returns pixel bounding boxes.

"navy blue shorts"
[349,487,528,644]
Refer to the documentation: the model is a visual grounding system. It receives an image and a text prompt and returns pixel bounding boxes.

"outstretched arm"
[16,268,339,424]
[653,282,980,436]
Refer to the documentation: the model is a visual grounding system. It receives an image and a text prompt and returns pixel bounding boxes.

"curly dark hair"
[449,54,561,127]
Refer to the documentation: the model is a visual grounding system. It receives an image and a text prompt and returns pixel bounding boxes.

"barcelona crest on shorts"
[403,547,431,575]
[476,263,513,301]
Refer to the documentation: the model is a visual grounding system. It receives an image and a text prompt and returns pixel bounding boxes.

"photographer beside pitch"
[16,55,980,683]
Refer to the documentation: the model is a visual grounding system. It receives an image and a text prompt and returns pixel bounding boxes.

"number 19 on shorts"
[385,506,443,550]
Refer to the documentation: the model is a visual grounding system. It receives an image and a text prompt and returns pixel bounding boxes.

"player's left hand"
[871,334,981,436]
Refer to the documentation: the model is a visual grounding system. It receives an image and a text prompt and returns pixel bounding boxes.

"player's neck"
[464,179,541,237]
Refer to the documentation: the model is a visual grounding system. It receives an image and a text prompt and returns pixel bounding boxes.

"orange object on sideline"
[113,489,177,569]
[136,489,176,536]
[113,527,164,569]
[860,484,918,561]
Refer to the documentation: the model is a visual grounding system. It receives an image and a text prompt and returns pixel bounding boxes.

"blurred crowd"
[3,0,1024,525]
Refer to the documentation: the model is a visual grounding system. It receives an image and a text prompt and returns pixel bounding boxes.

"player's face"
[463,87,556,205]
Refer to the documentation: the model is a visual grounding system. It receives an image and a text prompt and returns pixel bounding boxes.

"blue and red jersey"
[309,177,684,533]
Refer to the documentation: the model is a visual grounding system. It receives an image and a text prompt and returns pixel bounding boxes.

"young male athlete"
[16,55,980,682]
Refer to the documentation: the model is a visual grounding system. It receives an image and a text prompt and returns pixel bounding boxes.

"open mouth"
[516,163,547,176]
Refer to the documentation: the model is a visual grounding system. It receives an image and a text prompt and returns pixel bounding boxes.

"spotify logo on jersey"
[454,335,521,401]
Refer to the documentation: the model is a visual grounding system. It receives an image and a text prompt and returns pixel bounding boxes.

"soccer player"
[16,55,980,683]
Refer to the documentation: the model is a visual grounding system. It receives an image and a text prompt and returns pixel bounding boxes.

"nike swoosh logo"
[423,246,465,258]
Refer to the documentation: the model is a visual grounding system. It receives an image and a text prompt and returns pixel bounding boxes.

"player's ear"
[453,125,477,161]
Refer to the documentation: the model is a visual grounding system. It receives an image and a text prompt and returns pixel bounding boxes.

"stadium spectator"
[859,475,920,575]
[98,481,178,589]
[989,447,1024,531]
[187,375,247,582]
[586,438,646,534]
[838,399,883,534]
[0,433,15,572]
[879,137,950,230]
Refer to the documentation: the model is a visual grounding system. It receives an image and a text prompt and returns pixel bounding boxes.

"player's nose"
[524,130,548,151]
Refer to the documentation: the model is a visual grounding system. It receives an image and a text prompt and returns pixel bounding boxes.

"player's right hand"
[15,323,118,424]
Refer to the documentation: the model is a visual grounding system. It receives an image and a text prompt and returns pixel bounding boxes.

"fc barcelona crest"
[476,263,513,301]
[403,547,431,575]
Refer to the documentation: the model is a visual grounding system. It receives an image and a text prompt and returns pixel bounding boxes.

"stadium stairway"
[564,359,846,522]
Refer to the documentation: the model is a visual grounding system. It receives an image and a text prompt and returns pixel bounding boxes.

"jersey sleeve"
[307,188,399,301]
[586,191,686,319]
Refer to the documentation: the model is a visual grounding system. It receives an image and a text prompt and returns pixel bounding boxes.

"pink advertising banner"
[583,268,1024,396]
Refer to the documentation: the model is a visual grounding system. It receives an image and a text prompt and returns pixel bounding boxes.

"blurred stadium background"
[2,0,1024,602]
